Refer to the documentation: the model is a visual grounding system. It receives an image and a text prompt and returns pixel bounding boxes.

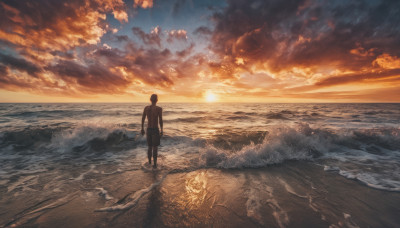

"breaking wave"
[200,123,400,167]
[49,123,130,152]
[199,123,400,191]
[1,119,400,192]
[0,122,139,155]
[200,124,327,168]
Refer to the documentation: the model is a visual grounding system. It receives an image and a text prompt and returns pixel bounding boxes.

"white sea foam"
[245,183,264,224]
[338,170,400,192]
[324,165,340,171]
[244,175,289,227]
[343,213,360,228]
[324,149,400,191]
[200,124,328,168]
[265,185,289,228]
[196,123,400,191]
[50,122,127,152]
[95,187,114,200]
[277,178,307,198]
[70,164,96,181]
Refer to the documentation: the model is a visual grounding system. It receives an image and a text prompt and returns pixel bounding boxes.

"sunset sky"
[1,0,400,102]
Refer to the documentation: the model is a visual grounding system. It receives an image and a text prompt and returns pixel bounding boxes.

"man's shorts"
[146,128,160,146]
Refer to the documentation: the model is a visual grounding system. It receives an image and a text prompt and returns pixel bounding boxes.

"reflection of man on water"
[141,94,163,168]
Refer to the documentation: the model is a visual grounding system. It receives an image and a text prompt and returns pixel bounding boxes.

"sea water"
[0,103,399,227]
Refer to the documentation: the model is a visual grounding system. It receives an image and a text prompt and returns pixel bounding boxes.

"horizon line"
[1,102,400,104]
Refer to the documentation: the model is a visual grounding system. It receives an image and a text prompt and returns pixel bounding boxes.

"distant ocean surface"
[1,103,400,227]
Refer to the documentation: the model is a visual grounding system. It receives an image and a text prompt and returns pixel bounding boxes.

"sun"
[205,91,217,102]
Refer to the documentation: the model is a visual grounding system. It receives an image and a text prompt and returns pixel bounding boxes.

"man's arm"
[159,107,163,136]
[141,107,146,135]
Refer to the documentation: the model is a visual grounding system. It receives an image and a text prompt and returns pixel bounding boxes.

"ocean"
[0,103,399,227]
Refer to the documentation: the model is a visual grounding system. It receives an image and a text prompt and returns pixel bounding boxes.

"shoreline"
[2,161,399,227]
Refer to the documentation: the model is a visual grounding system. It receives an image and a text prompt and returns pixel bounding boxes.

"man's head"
[150,94,158,104]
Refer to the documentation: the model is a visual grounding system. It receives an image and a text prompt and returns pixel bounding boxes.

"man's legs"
[152,146,158,168]
[147,146,158,167]
[147,129,159,168]
[147,146,152,164]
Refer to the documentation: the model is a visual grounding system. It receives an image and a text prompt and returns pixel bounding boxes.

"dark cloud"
[92,45,178,87]
[47,60,87,80]
[132,26,162,47]
[50,51,75,60]
[0,74,35,91]
[315,68,400,87]
[115,35,129,42]
[94,48,125,61]
[193,26,212,36]
[0,53,42,77]
[131,48,175,86]
[46,60,129,93]
[210,0,400,74]
[0,64,7,75]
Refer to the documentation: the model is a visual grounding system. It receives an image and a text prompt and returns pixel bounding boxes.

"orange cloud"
[167,29,188,43]
[350,44,376,57]
[93,0,128,23]
[0,1,127,53]
[134,0,153,9]
[373,54,400,69]
[314,69,400,87]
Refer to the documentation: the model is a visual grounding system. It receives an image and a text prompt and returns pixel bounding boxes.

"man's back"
[144,105,162,128]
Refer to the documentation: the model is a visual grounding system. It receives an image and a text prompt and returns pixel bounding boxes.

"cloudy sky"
[1,0,400,102]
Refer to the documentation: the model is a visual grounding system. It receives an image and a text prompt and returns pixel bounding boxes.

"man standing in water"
[141,94,163,168]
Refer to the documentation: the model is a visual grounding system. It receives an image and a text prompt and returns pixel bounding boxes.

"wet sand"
[1,161,399,227]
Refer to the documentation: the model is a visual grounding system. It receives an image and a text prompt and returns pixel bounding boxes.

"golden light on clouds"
[0,0,400,102]
[373,54,400,69]
[134,0,153,9]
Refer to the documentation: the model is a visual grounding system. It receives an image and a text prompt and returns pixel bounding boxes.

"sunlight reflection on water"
[184,171,208,209]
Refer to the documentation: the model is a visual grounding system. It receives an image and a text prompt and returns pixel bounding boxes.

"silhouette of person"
[141,94,163,168]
